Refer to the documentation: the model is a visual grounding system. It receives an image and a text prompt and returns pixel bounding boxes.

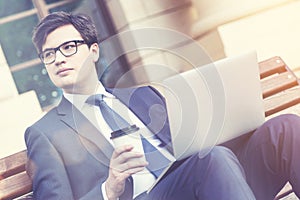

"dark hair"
[32,11,98,54]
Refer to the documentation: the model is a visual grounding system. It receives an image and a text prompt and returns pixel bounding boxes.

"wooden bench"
[0,150,31,199]
[260,56,300,200]
[260,56,300,118]
[0,56,299,200]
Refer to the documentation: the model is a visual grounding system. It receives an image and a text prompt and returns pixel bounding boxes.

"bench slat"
[0,171,32,200]
[259,56,286,78]
[264,86,300,117]
[261,71,298,98]
[0,150,27,180]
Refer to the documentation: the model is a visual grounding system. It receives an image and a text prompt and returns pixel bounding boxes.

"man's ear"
[90,43,100,62]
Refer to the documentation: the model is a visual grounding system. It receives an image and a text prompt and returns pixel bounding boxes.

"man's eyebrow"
[42,47,55,52]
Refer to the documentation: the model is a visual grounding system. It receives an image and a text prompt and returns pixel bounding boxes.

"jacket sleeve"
[25,126,105,200]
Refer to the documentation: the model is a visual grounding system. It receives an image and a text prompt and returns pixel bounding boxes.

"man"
[25,11,299,200]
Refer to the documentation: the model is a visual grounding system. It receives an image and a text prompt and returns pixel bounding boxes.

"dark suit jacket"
[25,86,172,200]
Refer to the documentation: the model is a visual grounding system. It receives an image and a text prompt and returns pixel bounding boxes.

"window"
[0,0,34,18]
[0,0,130,110]
[0,15,39,66]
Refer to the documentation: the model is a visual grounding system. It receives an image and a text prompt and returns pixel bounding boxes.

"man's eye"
[44,51,54,58]
[63,44,76,50]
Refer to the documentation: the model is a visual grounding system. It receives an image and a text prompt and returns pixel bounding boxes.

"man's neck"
[63,82,105,95]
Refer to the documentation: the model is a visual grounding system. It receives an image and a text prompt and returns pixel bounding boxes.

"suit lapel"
[55,85,173,160]
[56,97,114,161]
[108,86,172,149]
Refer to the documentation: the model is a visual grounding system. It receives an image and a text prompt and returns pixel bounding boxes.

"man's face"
[42,24,99,94]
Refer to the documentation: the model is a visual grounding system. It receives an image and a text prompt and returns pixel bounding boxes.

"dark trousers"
[139,114,300,200]
[144,146,255,200]
[231,114,300,200]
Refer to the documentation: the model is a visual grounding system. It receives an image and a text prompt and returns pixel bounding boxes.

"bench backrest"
[259,56,300,116]
[0,56,299,200]
[0,150,31,199]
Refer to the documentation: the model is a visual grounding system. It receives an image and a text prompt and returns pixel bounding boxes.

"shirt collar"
[64,82,115,109]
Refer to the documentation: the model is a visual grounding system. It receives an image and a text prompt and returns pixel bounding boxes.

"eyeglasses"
[39,40,86,64]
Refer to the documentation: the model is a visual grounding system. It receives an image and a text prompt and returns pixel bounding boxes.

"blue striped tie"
[86,94,171,178]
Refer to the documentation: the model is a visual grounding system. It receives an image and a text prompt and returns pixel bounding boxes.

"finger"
[115,150,145,164]
[125,166,147,176]
[112,157,148,173]
[112,145,134,159]
[115,166,147,181]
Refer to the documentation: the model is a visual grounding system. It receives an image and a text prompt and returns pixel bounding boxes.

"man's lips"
[56,68,73,75]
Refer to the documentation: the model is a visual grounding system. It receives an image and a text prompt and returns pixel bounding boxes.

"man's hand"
[105,145,148,200]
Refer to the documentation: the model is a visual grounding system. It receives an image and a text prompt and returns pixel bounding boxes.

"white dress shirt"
[64,83,174,199]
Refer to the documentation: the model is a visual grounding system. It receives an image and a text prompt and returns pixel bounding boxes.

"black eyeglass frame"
[39,40,86,64]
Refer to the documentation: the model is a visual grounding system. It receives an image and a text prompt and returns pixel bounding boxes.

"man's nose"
[55,49,66,64]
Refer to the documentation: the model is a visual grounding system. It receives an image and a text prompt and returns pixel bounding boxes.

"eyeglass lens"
[40,40,84,64]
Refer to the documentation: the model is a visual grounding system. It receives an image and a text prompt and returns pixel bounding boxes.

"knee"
[267,114,300,128]
[202,146,238,164]
[209,146,233,156]
[199,146,245,175]
[284,114,300,126]
[255,114,300,146]
[265,114,300,135]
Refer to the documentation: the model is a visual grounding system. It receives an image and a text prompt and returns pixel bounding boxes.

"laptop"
[147,51,265,192]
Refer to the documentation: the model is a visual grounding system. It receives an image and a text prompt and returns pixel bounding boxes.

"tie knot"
[86,94,104,106]
[86,93,131,131]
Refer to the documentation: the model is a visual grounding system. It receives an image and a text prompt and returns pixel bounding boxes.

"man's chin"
[58,82,76,93]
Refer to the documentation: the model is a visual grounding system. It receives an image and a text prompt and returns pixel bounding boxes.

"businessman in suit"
[25,11,300,200]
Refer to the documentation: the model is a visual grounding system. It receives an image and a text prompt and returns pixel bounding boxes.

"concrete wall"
[0,45,18,101]
[0,45,43,158]
[104,0,295,85]
[105,0,226,85]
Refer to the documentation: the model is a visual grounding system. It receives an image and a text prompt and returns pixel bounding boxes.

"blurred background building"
[0,0,299,159]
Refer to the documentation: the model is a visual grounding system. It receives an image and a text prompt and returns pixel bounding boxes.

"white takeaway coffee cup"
[110,125,146,162]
